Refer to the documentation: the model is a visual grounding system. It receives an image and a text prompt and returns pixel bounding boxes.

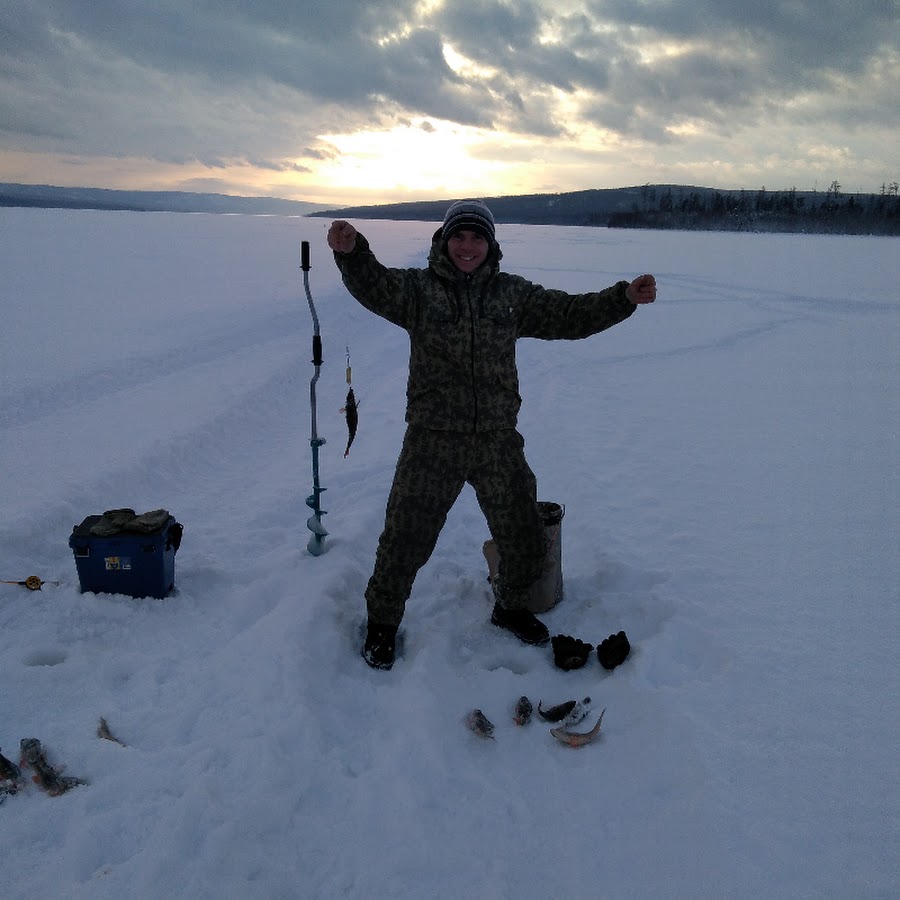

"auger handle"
[301,240,323,366]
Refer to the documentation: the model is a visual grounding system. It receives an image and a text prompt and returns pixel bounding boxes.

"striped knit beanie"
[441,199,496,243]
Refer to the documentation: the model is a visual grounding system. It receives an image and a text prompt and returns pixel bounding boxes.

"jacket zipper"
[464,277,479,431]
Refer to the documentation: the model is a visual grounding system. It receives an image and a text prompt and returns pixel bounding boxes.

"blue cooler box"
[69,514,183,598]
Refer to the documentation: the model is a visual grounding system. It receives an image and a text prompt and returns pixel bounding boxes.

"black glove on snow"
[551,634,594,671]
[597,631,631,670]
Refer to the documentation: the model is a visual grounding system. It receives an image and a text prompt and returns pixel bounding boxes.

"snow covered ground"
[1,208,897,899]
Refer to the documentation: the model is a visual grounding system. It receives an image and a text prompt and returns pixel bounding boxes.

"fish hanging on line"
[340,387,358,458]
[340,345,358,458]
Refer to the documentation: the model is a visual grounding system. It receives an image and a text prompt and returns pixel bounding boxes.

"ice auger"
[301,240,327,555]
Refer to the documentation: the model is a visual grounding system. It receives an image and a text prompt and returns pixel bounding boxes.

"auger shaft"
[301,240,327,555]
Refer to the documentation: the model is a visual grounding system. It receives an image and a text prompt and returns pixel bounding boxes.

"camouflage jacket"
[334,229,636,433]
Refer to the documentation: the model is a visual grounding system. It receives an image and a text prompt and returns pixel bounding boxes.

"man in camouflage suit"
[328,200,657,670]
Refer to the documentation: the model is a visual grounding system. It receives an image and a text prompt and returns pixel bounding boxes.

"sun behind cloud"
[312,119,515,203]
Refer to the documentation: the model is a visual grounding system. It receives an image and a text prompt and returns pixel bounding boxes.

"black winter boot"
[490,602,550,646]
[362,622,398,670]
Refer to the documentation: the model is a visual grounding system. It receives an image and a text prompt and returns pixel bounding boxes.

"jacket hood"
[428,226,502,282]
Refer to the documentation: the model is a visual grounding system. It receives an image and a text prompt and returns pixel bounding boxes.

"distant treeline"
[313,182,900,237]
[4,181,898,236]
[607,183,900,235]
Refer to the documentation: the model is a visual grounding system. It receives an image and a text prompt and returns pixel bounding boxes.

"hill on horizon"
[311,183,898,235]
[3,181,896,234]
[311,185,683,225]
[0,182,328,216]
[3,181,712,220]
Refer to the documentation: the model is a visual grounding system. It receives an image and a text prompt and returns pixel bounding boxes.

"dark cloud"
[596,0,897,80]
[0,0,896,189]
[576,0,900,142]
[433,1,615,93]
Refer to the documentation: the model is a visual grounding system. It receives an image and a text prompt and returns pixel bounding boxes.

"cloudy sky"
[1,0,897,204]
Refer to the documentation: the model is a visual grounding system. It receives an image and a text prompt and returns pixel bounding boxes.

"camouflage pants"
[365,426,546,627]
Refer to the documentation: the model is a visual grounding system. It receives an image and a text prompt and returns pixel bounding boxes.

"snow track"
[1,210,897,899]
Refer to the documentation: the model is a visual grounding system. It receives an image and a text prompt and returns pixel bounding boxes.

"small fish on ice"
[538,697,591,726]
[550,708,606,748]
[513,696,533,726]
[465,709,495,740]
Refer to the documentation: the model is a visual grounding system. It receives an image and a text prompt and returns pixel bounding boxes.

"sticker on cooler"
[105,556,132,571]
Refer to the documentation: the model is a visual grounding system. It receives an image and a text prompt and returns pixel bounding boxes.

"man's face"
[446,229,490,273]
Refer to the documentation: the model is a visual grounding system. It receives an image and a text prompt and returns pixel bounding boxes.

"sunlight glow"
[415,0,446,16]
[666,121,704,138]
[376,25,413,46]
[442,43,498,79]
[314,120,514,200]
